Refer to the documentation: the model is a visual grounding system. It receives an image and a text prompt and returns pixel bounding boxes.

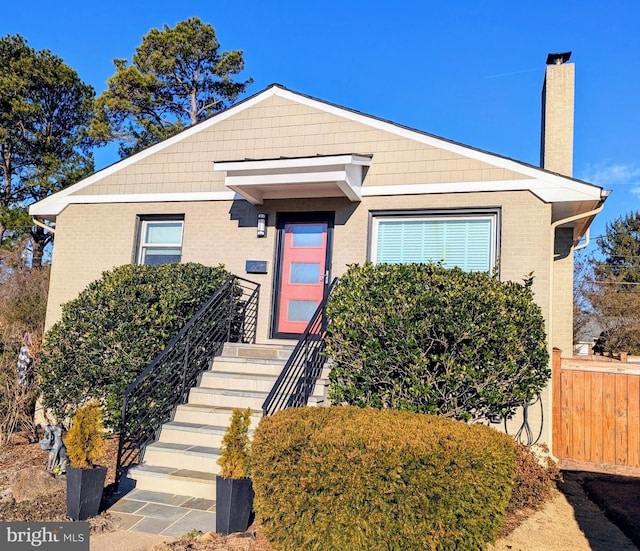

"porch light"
[257,213,267,238]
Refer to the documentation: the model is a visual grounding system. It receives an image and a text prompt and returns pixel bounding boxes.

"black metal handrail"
[115,276,259,488]
[262,278,338,417]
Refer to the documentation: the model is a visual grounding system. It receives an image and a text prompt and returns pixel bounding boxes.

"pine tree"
[588,211,640,355]
[92,18,252,158]
[0,34,95,266]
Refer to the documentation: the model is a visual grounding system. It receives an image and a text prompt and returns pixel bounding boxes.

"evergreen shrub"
[326,263,549,421]
[217,407,252,479]
[65,401,106,469]
[252,406,517,551]
[39,262,230,429]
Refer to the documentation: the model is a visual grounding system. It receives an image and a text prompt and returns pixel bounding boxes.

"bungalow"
[30,53,606,473]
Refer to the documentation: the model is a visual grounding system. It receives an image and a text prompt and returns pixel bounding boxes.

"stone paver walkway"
[104,480,216,537]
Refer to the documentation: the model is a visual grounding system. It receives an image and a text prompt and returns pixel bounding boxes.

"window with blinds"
[372,213,497,272]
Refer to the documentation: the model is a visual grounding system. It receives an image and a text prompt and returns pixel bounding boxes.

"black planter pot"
[66,465,107,521]
[215,475,254,535]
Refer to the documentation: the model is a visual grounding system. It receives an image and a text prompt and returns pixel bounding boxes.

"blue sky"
[3,1,639,253]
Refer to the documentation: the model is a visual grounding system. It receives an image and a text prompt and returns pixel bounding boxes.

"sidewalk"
[90,530,175,551]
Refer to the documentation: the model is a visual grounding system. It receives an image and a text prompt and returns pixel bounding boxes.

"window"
[137,217,184,266]
[371,210,499,273]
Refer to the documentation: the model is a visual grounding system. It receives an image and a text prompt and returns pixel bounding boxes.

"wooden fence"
[552,348,640,476]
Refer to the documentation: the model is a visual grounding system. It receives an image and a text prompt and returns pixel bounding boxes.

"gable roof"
[30,83,607,225]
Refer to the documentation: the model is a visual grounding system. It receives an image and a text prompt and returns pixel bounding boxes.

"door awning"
[213,154,372,205]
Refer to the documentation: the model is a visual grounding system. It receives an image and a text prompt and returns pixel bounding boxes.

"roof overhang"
[213,154,371,205]
[552,198,607,245]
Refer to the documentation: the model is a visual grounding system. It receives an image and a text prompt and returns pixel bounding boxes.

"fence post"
[552,347,562,460]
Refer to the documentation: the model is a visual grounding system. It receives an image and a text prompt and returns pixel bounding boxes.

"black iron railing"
[262,278,338,417]
[115,276,259,488]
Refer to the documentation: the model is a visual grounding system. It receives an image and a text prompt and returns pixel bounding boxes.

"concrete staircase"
[126,342,329,499]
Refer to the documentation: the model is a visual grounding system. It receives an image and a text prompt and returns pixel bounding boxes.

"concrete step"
[210,356,287,376]
[143,441,221,472]
[173,404,262,426]
[220,342,294,361]
[159,421,256,448]
[159,421,226,447]
[128,464,217,500]
[200,371,278,392]
[126,340,335,502]
[313,375,330,398]
[188,387,270,409]
[308,394,328,407]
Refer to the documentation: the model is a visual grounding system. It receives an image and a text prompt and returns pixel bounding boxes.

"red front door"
[275,219,330,336]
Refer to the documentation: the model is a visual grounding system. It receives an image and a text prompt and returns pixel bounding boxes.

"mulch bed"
[0,431,120,524]
[563,470,640,549]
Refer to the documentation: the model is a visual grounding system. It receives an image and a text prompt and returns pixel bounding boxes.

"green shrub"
[38,262,230,429]
[252,406,517,551]
[326,263,549,421]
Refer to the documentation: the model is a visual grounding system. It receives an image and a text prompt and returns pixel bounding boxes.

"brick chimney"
[540,52,574,177]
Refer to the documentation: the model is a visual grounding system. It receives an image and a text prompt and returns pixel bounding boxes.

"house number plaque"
[245,260,268,274]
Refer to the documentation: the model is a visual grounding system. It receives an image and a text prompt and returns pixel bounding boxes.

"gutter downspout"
[32,217,56,234]
[573,228,591,252]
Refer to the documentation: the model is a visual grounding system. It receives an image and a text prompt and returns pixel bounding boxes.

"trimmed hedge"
[326,263,549,421]
[39,262,230,428]
[252,406,517,550]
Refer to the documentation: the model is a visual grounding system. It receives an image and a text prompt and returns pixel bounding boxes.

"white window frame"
[369,210,499,273]
[136,217,184,266]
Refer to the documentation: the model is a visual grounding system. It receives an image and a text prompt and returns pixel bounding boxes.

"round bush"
[252,406,517,550]
[325,262,549,421]
[38,262,230,428]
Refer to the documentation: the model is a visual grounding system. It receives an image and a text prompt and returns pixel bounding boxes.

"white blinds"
[375,217,493,272]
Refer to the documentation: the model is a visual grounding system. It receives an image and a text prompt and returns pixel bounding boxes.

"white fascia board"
[361,178,603,203]
[342,164,363,201]
[213,153,371,172]
[336,180,362,202]
[224,170,348,187]
[28,191,239,216]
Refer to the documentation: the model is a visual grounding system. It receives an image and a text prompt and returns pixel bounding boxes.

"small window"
[371,211,498,273]
[137,218,184,266]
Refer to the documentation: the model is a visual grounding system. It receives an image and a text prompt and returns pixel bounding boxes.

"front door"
[273,213,333,338]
